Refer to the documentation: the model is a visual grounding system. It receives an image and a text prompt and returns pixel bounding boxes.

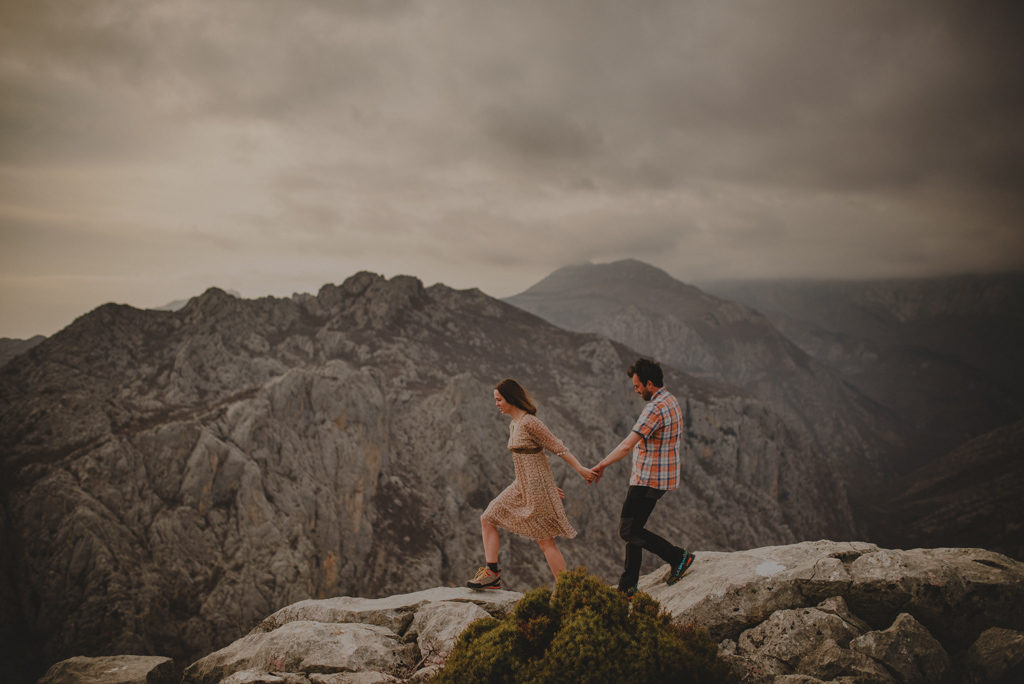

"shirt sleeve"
[524,416,570,455]
[631,402,662,439]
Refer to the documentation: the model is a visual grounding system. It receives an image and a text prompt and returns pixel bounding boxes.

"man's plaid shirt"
[629,387,683,490]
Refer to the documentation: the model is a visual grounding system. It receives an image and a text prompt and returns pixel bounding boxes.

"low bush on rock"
[432,568,733,683]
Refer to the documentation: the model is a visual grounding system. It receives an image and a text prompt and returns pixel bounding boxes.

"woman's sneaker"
[665,551,695,585]
[466,566,502,590]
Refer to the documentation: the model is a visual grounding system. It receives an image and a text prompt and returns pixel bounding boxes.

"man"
[592,358,694,597]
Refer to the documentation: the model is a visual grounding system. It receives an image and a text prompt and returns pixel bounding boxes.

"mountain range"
[2,261,1021,681]
[0,271,852,680]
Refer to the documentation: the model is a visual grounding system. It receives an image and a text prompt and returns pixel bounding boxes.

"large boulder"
[966,627,1024,683]
[39,655,178,684]
[849,613,951,683]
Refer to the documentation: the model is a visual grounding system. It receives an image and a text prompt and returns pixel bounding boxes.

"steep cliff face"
[505,260,896,490]
[0,272,853,676]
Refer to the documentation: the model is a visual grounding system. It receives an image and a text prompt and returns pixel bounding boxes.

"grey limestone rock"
[849,612,951,683]
[656,541,1022,682]
[183,621,416,684]
[405,601,491,663]
[38,655,178,684]
[966,627,1024,683]
[796,638,895,683]
[185,587,520,684]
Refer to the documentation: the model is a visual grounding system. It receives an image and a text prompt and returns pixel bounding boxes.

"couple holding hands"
[466,358,695,597]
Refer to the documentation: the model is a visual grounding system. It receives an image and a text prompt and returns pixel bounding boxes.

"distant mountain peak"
[518,259,685,298]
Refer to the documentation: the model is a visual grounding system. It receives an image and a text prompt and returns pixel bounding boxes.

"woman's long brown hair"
[494,378,537,415]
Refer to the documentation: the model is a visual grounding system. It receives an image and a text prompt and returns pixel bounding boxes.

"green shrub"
[432,568,734,683]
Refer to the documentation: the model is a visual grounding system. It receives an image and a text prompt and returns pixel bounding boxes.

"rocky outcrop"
[166,541,1024,683]
[642,540,1024,683]
[0,273,854,679]
[38,655,178,684]
[183,588,522,684]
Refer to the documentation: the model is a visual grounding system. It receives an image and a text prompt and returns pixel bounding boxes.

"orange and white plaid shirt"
[629,387,683,490]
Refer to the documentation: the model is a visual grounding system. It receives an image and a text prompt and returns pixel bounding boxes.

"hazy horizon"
[6,258,1024,341]
[3,1,1023,338]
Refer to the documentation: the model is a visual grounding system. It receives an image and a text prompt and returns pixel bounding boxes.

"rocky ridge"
[1,273,853,680]
[43,541,1024,683]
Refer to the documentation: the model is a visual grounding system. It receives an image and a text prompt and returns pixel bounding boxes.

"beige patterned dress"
[481,414,578,540]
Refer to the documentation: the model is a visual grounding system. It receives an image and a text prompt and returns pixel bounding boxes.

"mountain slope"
[701,274,1024,470]
[0,272,853,677]
[872,418,1024,560]
[505,260,896,490]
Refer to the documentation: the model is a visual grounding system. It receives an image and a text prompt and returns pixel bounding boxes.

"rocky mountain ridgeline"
[0,272,853,680]
[39,540,1024,683]
[505,259,897,494]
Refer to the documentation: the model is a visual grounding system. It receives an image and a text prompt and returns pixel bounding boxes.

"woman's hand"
[577,465,597,484]
[557,486,565,500]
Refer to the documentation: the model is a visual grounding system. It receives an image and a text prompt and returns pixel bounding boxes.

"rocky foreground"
[40,540,1024,683]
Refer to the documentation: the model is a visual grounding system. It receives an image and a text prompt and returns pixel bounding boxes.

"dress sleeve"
[524,416,570,455]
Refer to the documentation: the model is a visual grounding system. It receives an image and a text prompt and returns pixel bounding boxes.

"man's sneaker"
[619,584,638,600]
[466,566,501,590]
[665,551,695,585]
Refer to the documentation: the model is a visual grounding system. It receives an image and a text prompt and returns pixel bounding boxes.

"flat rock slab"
[184,621,416,684]
[39,655,178,684]
[641,540,1024,647]
[254,587,522,635]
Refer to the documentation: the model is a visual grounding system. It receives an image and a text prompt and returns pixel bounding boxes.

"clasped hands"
[576,463,605,485]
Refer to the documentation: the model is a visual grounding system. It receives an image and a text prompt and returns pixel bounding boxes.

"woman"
[466,378,596,590]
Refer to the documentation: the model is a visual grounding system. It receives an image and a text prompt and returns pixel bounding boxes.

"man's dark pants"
[618,484,684,590]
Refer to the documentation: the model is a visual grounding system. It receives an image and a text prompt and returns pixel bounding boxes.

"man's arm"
[592,431,642,479]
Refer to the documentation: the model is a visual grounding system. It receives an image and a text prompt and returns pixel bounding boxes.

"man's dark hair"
[628,358,664,387]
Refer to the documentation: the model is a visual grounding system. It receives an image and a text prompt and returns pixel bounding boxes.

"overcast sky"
[2,1,1022,338]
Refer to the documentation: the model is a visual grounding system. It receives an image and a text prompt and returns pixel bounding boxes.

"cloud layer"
[2,0,1022,336]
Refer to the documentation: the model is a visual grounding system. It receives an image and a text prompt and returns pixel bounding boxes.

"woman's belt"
[510,446,543,454]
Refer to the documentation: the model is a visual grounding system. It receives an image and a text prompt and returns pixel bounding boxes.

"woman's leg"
[481,516,500,564]
[537,537,566,577]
